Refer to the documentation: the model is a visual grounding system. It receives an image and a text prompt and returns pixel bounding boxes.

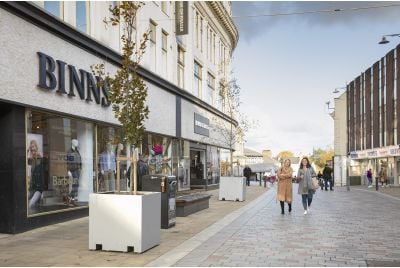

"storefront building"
[0,1,238,233]
[347,43,400,186]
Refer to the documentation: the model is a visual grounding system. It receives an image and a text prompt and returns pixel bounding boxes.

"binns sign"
[37,52,110,107]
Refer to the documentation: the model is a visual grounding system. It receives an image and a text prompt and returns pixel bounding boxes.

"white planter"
[219,176,246,201]
[89,191,161,253]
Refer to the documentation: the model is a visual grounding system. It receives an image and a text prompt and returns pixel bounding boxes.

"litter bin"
[142,175,177,229]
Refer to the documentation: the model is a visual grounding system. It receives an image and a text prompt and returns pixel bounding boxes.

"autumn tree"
[92,2,149,194]
[310,148,334,171]
[276,151,294,162]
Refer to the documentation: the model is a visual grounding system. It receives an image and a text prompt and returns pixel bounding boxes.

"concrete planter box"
[89,191,161,253]
[219,176,246,201]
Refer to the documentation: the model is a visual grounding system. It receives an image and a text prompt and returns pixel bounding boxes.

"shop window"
[207,146,220,185]
[26,111,95,215]
[143,133,173,176]
[96,125,130,192]
[220,148,231,176]
[176,140,190,191]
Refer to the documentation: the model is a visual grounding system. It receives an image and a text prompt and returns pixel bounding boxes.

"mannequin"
[100,142,116,191]
[178,161,186,189]
[28,139,44,208]
[117,143,127,191]
[66,139,82,206]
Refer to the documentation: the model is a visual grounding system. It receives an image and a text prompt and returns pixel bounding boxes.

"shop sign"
[389,147,400,156]
[194,113,209,137]
[351,145,400,159]
[175,1,188,35]
[350,152,358,159]
[358,152,367,158]
[37,52,110,107]
[378,149,389,157]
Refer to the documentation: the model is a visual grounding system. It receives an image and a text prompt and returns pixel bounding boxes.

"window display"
[144,134,173,176]
[175,140,190,191]
[26,111,95,215]
[96,125,129,192]
[190,149,206,186]
[207,146,220,185]
[220,148,231,176]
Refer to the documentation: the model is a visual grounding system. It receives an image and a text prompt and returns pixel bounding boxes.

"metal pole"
[346,156,350,191]
[259,172,262,186]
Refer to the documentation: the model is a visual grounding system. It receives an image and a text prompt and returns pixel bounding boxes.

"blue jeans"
[301,193,313,210]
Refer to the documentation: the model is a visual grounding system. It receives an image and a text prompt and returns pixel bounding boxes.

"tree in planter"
[92,1,149,195]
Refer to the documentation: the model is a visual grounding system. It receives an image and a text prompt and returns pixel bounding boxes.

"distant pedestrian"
[367,169,373,188]
[379,167,388,187]
[317,171,324,190]
[297,157,317,215]
[243,165,252,186]
[322,163,334,191]
[277,159,293,214]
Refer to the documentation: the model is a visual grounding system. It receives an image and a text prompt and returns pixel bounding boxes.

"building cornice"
[208,1,239,52]
[0,1,238,127]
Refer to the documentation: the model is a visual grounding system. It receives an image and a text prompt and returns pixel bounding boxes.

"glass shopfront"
[26,109,227,217]
[207,145,220,185]
[220,148,231,176]
[190,149,206,186]
[26,110,95,215]
[175,140,190,191]
[97,125,131,192]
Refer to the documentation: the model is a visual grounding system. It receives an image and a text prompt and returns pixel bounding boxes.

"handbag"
[312,177,319,190]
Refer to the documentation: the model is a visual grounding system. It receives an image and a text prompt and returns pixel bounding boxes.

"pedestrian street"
[151,185,400,267]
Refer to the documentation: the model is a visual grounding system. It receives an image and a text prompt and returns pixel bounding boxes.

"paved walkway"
[0,185,267,267]
[150,185,400,267]
[1,184,400,266]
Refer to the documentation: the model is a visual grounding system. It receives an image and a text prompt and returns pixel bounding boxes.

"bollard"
[264,177,266,188]
[259,175,262,186]
[375,177,379,191]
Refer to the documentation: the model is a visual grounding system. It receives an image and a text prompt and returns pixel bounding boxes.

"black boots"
[281,202,292,214]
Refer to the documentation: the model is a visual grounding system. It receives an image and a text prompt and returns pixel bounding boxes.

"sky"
[231,1,400,156]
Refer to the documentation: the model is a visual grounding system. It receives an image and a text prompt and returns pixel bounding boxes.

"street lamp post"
[378,34,400,44]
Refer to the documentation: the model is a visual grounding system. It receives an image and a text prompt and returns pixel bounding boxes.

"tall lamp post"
[378,34,400,44]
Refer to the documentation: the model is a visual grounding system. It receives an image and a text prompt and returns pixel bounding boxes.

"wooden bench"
[176,193,212,217]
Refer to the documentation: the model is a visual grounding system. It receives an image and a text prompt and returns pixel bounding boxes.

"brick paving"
[1,184,400,267]
[0,185,267,267]
[171,185,400,267]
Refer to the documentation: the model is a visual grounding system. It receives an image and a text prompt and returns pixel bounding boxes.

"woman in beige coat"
[277,158,293,214]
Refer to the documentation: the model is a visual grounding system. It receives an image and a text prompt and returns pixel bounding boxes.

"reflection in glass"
[207,145,220,185]
[97,125,128,192]
[44,1,61,17]
[26,111,94,215]
[175,140,190,191]
[220,148,231,176]
[76,1,87,33]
